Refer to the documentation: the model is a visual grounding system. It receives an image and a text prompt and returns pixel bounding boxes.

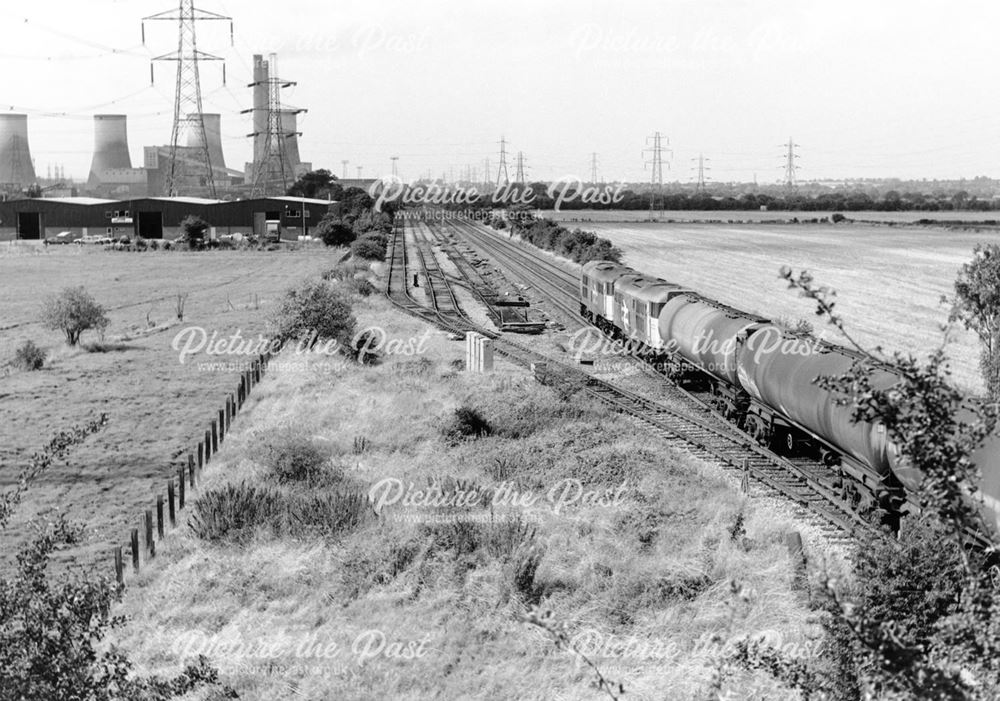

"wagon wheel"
[784,431,796,456]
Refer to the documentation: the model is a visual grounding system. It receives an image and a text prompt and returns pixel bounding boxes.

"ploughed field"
[0,245,337,570]
[567,219,998,393]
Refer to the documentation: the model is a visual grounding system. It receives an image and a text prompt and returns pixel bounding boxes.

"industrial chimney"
[186,113,226,172]
[88,115,131,185]
[280,109,303,172]
[252,54,268,164]
[0,114,37,186]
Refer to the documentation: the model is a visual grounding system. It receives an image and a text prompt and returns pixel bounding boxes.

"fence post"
[156,495,164,539]
[188,457,196,488]
[205,429,213,461]
[211,420,218,453]
[740,457,750,494]
[218,408,226,443]
[786,531,808,593]
[225,399,231,431]
[178,467,186,510]
[130,529,140,573]
[114,546,124,585]
[197,441,204,470]
[168,480,176,527]
[145,510,155,559]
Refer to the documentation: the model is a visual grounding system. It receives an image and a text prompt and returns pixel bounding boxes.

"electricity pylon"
[143,0,232,197]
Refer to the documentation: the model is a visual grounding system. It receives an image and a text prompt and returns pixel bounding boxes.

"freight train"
[580,260,1000,536]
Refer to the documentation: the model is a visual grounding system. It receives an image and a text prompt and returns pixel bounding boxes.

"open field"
[541,209,1000,224]
[560,220,998,393]
[0,244,340,569]
[113,294,825,700]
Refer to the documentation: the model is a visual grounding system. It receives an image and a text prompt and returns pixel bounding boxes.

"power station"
[0,114,37,188]
[1,48,312,200]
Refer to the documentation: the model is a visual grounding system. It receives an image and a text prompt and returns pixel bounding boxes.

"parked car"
[46,231,77,244]
[75,235,114,245]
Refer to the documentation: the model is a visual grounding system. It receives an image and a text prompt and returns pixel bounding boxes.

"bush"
[180,215,209,249]
[189,482,287,543]
[441,406,493,445]
[346,276,376,297]
[258,429,332,484]
[13,340,45,371]
[351,237,387,261]
[289,492,369,536]
[831,212,846,223]
[317,216,357,247]
[271,278,356,349]
[189,482,368,543]
[40,286,109,346]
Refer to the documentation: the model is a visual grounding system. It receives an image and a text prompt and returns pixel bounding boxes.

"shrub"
[180,215,209,249]
[271,278,357,349]
[257,429,331,484]
[189,482,287,543]
[40,286,109,346]
[317,216,356,247]
[190,482,368,543]
[831,212,846,223]
[13,340,45,371]
[290,492,370,536]
[441,406,493,445]
[347,277,376,297]
[358,231,389,249]
[149,239,160,251]
[351,237,387,261]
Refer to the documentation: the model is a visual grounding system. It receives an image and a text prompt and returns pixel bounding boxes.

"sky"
[2,0,999,185]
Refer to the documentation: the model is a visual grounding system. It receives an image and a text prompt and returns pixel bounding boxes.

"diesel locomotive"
[580,260,1000,536]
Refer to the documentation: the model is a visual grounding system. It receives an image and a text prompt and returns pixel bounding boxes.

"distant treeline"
[445,184,999,213]
[489,214,623,264]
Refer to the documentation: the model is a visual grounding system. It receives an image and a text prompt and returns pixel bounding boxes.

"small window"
[105,211,112,219]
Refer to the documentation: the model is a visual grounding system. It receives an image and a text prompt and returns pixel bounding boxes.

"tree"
[952,244,1000,401]
[315,214,356,247]
[41,287,109,346]
[271,278,356,350]
[287,169,336,199]
[179,215,209,249]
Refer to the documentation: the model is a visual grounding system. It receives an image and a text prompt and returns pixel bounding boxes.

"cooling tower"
[186,113,226,171]
[252,54,268,163]
[280,109,302,170]
[0,114,36,185]
[90,115,131,173]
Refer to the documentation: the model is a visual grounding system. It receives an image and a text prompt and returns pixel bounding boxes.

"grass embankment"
[0,245,339,568]
[114,291,821,700]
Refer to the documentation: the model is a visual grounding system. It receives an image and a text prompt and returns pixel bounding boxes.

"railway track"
[422,217,875,541]
[386,217,869,541]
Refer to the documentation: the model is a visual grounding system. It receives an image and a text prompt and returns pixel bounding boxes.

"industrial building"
[0,195,336,241]
[0,49,317,201]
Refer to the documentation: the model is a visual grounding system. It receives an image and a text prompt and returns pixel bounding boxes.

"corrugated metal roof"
[40,197,118,205]
[149,197,224,205]
[268,196,337,206]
